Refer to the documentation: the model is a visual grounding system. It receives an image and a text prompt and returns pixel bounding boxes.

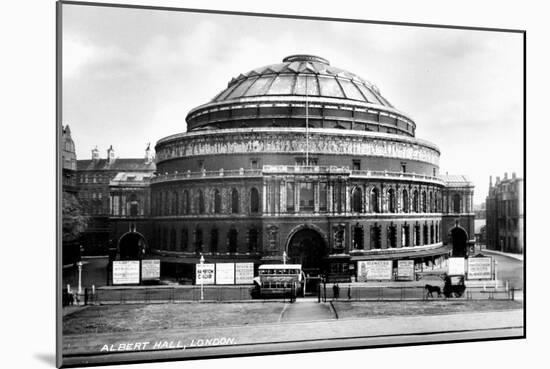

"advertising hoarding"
[448,257,466,275]
[141,259,160,280]
[196,263,215,285]
[357,260,392,281]
[397,260,415,281]
[215,263,235,284]
[112,260,140,285]
[467,257,493,280]
[235,263,254,284]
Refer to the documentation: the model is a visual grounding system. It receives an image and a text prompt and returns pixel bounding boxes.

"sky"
[62,4,524,204]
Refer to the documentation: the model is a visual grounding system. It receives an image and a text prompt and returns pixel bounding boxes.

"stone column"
[280,179,286,214]
[262,178,269,214]
[345,181,350,214]
[294,180,300,213]
[327,181,334,213]
[314,181,320,213]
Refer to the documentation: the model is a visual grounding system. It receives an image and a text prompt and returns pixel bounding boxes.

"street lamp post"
[199,254,205,301]
[77,261,83,294]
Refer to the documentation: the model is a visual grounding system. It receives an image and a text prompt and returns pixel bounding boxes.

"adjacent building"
[486,173,524,254]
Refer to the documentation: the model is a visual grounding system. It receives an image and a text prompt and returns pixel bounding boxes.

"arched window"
[129,193,139,216]
[453,194,461,213]
[388,189,396,213]
[210,228,218,253]
[370,224,381,249]
[248,229,258,252]
[181,228,188,251]
[228,229,238,253]
[370,187,380,213]
[402,189,409,213]
[414,224,421,246]
[423,224,429,245]
[198,190,205,214]
[421,191,427,213]
[352,187,363,213]
[430,224,435,244]
[250,187,259,214]
[388,224,397,247]
[231,188,239,214]
[174,191,179,215]
[195,228,203,253]
[353,224,364,249]
[170,228,176,250]
[413,190,419,213]
[213,189,222,214]
[429,192,434,212]
[183,190,190,215]
[402,224,410,247]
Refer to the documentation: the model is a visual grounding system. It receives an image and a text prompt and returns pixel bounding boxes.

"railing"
[152,166,443,184]
[151,168,263,183]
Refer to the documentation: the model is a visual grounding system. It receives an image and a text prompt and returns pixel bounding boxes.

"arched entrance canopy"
[285,225,328,274]
[118,230,147,260]
[450,225,468,257]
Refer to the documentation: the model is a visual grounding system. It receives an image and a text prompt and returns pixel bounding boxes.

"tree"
[62,191,88,264]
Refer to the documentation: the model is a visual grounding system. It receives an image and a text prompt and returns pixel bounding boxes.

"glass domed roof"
[211,55,394,108]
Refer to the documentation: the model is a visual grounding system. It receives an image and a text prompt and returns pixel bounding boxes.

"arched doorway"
[118,231,147,260]
[450,226,468,257]
[286,228,327,274]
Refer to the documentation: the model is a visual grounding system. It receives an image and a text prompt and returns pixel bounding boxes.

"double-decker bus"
[254,264,304,298]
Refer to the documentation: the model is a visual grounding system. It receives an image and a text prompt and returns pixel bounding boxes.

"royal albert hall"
[148,55,474,282]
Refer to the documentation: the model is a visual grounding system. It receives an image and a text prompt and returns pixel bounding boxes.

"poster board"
[215,263,235,284]
[357,260,392,281]
[448,257,466,275]
[397,260,415,281]
[235,263,254,284]
[112,260,140,285]
[196,263,215,285]
[141,259,160,280]
[467,257,492,280]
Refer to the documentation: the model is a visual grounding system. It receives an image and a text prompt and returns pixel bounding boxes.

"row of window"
[352,222,440,249]
[153,187,260,216]
[350,187,442,214]
[155,227,259,253]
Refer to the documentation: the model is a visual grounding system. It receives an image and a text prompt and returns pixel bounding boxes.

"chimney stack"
[512,172,516,179]
[107,145,115,164]
[504,172,508,180]
[91,146,99,162]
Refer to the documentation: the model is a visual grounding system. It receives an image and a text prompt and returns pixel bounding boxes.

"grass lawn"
[63,302,284,335]
[332,300,523,319]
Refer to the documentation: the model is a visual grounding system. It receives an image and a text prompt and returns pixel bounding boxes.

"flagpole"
[305,74,309,166]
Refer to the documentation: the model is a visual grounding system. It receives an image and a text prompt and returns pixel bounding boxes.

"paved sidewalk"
[63,308,523,356]
[280,299,335,322]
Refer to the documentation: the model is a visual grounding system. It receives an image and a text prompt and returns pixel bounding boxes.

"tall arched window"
[228,229,238,253]
[388,189,396,213]
[430,224,435,244]
[402,189,409,213]
[429,192,433,212]
[213,189,222,214]
[129,193,139,216]
[174,191,179,215]
[453,194,461,213]
[388,224,397,247]
[170,228,176,250]
[181,228,188,251]
[421,191,427,213]
[370,187,380,213]
[210,228,218,253]
[370,224,381,249]
[414,224,421,246]
[352,187,363,213]
[402,224,410,247]
[231,188,239,214]
[198,190,205,214]
[353,224,364,249]
[423,224,429,245]
[195,228,203,253]
[183,190,190,215]
[248,229,258,252]
[413,190,419,213]
[250,187,259,214]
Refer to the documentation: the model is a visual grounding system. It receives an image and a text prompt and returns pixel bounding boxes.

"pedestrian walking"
[333,283,340,299]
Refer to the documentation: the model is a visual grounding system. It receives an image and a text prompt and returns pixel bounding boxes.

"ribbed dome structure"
[211,54,393,107]
[186,55,416,137]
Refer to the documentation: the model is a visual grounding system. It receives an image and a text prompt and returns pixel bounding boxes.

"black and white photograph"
[54,0,526,367]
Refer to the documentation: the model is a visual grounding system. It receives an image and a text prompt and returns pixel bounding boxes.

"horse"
[424,284,442,298]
